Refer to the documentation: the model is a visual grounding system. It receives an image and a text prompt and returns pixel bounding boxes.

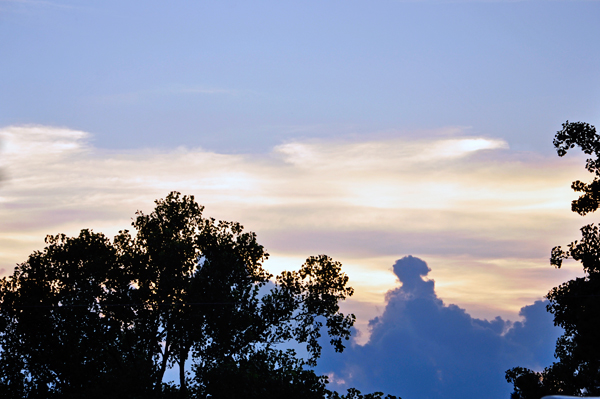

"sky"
[1,1,600,398]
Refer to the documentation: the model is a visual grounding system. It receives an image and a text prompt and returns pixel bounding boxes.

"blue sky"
[2,1,600,398]
[2,0,599,153]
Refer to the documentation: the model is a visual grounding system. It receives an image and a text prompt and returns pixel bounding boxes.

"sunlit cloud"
[0,124,589,334]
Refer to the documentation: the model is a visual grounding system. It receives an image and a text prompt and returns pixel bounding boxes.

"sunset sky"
[2,1,600,398]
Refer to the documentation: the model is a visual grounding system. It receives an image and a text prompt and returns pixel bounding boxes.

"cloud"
[273,136,508,170]
[315,256,562,399]
[0,125,586,323]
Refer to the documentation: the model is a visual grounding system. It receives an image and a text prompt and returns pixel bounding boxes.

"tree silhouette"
[0,192,398,399]
[506,121,600,398]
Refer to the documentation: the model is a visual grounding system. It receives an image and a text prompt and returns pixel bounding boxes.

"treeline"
[0,192,399,399]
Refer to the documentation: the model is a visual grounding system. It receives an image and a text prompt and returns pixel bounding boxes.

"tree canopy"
[0,192,399,399]
[506,121,600,398]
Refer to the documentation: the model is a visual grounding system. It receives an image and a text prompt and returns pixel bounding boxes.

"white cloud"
[0,125,588,327]
[274,137,508,170]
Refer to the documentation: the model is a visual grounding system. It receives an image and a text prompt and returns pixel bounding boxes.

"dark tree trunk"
[179,345,187,398]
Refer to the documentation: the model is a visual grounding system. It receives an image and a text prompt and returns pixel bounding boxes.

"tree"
[506,121,600,398]
[0,192,398,399]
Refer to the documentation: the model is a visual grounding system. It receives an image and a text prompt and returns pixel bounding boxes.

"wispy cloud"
[0,125,586,327]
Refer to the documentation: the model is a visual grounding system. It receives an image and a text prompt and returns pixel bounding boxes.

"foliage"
[506,121,600,398]
[553,121,600,216]
[0,192,396,398]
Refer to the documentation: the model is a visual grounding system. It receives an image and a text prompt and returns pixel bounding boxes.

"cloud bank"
[316,256,561,399]
[0,125,585,324]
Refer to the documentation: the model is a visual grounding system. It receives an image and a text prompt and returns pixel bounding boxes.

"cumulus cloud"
[0,125,585,323]
[316,256,561,399]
